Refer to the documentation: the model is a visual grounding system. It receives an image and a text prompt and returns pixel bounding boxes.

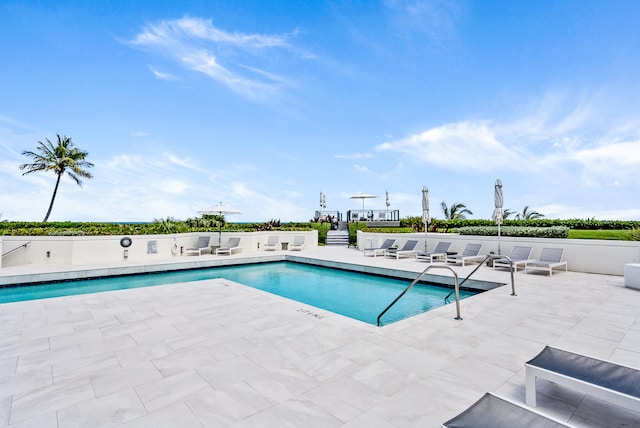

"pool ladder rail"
[376,255,517,326]
[1,241,31,258]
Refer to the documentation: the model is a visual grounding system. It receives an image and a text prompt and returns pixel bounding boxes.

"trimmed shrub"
[457,226,570,238]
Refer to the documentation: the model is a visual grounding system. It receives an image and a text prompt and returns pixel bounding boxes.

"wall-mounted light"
[124,249,129,259]
[46,251,50,258]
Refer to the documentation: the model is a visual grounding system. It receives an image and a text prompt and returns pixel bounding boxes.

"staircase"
[325,222,350,246]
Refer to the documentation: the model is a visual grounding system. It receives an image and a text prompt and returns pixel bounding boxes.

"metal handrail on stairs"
[1,241,31,258]
[377,265,461,326]
[376,254,518,326]
[446,254,517,300]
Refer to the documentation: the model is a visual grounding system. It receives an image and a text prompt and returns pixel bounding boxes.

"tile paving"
[0,246,639,427]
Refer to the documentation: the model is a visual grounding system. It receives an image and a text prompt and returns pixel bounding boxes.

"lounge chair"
[446,243,484,266]
[215,237,242,255]
[525,248,567,276]
[493,245,533,272]
[364,238,396,257]
[263,236,279,251]
[385,240,419,259]
[416,241,452,263]
[442,392,571,428]
[289,236,305,251]
[184,236,212,256]
[525,346,640,413]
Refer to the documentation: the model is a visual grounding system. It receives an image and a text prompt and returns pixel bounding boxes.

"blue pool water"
[0,262,478,325]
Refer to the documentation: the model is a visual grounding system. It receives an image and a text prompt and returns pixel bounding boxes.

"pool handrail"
[1,241,31,258]
[377,265,461,326]
[444,254,517,302]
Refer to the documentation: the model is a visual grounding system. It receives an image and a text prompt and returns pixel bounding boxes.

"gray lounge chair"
[526,346,640,413]
[216,237,242,255]
[184,236,212,256]
[385,240,419,259]
[289,236,305,251]
[493,245,533,272]
[525,248,567,276]
[443,392,571,428]
[263,236,279,251]
[416,241,452,262]
[446,243,483,266]
[364,238,396,257]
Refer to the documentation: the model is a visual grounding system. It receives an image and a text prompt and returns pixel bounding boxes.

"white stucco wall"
[0,231,318,269]
[358,231,640,276]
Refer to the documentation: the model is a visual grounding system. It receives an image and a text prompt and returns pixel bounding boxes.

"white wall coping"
[0,231,318,270]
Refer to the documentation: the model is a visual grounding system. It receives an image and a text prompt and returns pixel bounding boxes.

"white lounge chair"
[493,245,533,272]
[364,238,396,257]
[184,236,212,256]
[263,236,279,251]
[526,346,640,413]
[446,243,484,266]
[416,242,452,263]
[443,392,571,428]
[525,248,567,276]
[289,236,305,251]
[216,237,242,255]
[385,240,419,259]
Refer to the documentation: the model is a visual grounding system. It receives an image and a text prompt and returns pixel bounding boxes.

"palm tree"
[19,134,94,222]
[516,206,544,220]
[502,209,515,219]
[441,201,473,220]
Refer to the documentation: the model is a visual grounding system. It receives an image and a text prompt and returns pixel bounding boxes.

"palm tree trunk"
[43,173,62,222]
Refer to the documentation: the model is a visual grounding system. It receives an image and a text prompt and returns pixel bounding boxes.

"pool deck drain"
[0,247,639,427]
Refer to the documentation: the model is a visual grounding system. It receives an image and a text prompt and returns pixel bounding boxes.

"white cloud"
[376,121,531,171]
[354,164,372,173]
[148,66,178,81]
[383,0,462,45]
[128,16,304,100]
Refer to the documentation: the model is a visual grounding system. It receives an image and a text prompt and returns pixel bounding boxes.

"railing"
[377,265,461,326]
[377,254,518,326]
[1,241,31,258]
[448,254,517,299]
[347,209,400,222]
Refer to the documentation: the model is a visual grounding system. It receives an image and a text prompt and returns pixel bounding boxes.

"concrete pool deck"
[0,247,639,427]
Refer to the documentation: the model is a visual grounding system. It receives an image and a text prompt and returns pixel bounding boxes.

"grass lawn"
[568,229,636,240]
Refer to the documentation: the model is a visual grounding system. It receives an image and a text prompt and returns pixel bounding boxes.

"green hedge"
[457,226,570,238]
[432,218,640,230]
[0,220,314,237]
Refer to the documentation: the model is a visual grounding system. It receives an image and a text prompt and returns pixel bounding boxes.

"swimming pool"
[0,262,478,325]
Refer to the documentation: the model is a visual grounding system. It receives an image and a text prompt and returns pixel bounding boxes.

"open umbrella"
[492,179,504,255]
[422,186,430,251]
[350,192,377,217]
[197,202,241,246]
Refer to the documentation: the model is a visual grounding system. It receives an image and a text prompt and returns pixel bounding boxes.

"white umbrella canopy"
[350,192,377,212]
[198,203,242,216]
[492,179,504,254]
[422,186,430,251]
[197,202,241,246]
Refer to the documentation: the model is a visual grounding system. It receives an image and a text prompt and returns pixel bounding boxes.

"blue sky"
[1,1,639,222]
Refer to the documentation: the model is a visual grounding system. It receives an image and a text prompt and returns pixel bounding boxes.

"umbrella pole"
[497,223,501,255]
[424,221,428,251]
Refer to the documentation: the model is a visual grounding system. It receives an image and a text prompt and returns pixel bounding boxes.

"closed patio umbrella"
[197,202,241,246]
[422,186,430,251]
[492,179,504,255]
